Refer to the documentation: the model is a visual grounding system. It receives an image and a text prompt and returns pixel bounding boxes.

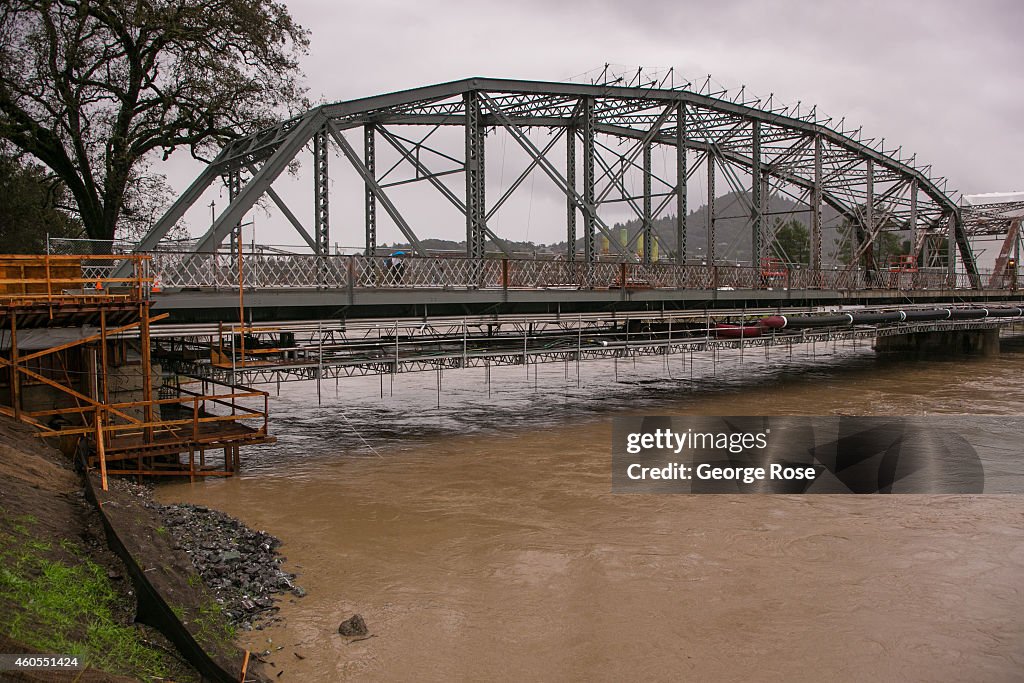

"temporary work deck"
[0,254,272,483]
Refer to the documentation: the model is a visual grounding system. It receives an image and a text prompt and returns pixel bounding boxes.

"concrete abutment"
[874,327,1000,357]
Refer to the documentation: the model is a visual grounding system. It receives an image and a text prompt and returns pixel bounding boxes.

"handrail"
[144,250,1013,293]
[53,412,266,439]
[26,392,267,416]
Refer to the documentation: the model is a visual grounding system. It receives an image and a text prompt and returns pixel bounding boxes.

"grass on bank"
[0,516,173,680]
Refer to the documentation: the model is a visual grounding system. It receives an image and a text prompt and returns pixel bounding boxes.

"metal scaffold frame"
[150,310,1021,389]
[131,77,981,288]
[0,254,272,482]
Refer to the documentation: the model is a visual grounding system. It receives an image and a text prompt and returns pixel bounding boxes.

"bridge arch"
[137,77,979,286]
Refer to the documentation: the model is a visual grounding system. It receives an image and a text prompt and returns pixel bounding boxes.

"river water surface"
[156,337,1024,681]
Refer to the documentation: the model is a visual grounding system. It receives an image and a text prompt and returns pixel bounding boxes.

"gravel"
[118,481,305,631]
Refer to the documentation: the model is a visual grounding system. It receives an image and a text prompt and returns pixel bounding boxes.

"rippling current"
[156,335,1024,681]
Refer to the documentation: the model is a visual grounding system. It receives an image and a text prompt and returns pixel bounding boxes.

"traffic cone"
[95,279,103,291]
[151,273,162,294]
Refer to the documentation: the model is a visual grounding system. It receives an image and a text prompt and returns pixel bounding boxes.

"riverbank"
[0,415,299,681]
[124,482,305,631]
[0,418,197,681]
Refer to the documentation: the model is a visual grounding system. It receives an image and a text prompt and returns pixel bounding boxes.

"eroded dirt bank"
[0,417,297,682]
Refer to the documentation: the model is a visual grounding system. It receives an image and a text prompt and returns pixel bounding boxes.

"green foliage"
[770,219,810,265]
[0,528,170,679]
[833,220,906,266]
[0,0,310,241]
[190,598,238,647]
[0,155,82,252]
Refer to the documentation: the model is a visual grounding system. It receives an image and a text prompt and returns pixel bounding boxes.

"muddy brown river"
[157,337,1024,681]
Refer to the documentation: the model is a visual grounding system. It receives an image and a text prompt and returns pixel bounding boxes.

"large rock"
[338,614,368,637]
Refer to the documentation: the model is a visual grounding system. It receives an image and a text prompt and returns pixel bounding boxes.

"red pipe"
[715,323,763,338]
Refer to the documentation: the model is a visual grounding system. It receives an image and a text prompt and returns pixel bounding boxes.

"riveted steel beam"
[811,135,823,271]
[642,141,653,264]
[676,102,687,264]
[364,124,377,256]
[582,97,597,262]
[464,91,487,261]
[751,120,762,264]
[567,126,577,261]
[707,153,716,265]
[313,128,330,255]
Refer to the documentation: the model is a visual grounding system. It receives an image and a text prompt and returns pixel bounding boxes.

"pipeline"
[756,306,1024,331]
[714,323,763,338]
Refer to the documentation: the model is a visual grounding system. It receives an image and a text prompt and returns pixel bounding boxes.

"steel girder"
[313,129,329,254]
[464,92,486,261]
[139,77,979,286]
[962,201,1024,236]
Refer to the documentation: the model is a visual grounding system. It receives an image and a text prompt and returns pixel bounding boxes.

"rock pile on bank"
[119,482,304,631]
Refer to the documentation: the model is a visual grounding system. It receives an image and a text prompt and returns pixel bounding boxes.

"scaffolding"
[0,254,272,486]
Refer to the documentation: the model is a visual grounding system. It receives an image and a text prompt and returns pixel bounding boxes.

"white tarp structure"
[962,191,1024,206]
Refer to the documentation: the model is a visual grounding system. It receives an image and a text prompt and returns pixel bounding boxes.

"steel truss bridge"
[103,76,1024,388]
[135,77,1021,284]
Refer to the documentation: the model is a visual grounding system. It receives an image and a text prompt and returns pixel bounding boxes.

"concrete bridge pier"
[873,327,1000,357]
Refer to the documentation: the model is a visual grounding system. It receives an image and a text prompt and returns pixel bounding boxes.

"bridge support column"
[874,327,999,357]
[947,212,957,284]
[642,141,653,264]
[675,102,687,264]
[864,159,876,282]
[582,97,597,263]
[465,91,487,261]
[707,153,716,265]
[364,124,377,256]
[811,134,822,273]
[567,126,576,261]
[908,179,917,267]
[751,120,762,265]
[314,128,330,255]
[227,169,241,256]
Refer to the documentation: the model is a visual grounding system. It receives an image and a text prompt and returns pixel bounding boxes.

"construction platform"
[0,254,272,485]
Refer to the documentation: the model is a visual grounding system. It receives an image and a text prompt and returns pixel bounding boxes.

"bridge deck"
[137,252,1023,323]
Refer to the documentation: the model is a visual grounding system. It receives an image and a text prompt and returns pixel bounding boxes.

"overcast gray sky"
[163,0,1023,249]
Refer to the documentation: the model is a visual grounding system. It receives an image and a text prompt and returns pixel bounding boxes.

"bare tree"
[0,0,309,246]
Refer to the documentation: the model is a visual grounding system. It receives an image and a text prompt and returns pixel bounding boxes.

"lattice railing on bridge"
[145,252,1016,293]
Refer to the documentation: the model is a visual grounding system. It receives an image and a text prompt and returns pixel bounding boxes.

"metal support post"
[567,126,577,261]
[314,128,330,255]
[464,92,487,261]
[908,179,917,266]
[676,103,687,264]
[227,169,241,256]
[811,135,823,271]
[865,160,875,277]
[364,124,377,256]
[707,154,716,265]
[642,141,653,264]
[1014,229,1020,291]
[751,120,762,264]
[947,212,956,283]
[582,97,597,263]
